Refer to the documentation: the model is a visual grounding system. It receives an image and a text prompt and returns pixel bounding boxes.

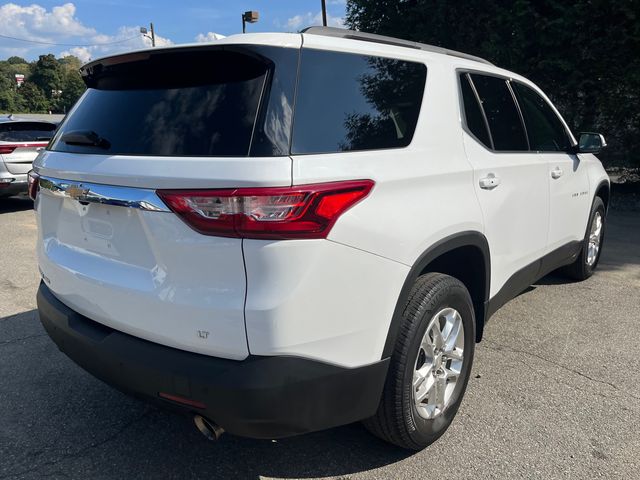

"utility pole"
[140,23,156,47]
[321,0,327,26]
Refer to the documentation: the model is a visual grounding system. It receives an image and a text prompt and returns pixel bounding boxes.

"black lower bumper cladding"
[37,282,389,438]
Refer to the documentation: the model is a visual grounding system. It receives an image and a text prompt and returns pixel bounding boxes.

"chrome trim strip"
[38,176,170,212]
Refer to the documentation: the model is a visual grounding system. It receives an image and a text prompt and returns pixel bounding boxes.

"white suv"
[32,27,610,450]
[0,116,57,197]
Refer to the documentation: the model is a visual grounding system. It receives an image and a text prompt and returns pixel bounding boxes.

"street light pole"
[150,22,156,47]
[140,23,156,47]
[242,11,259,33]
[321,0,327,26]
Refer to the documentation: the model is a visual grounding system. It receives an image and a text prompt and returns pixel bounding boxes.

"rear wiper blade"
[60,130,110,149]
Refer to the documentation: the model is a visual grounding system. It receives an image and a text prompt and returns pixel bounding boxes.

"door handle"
[551,167,564,179]
[479,173,501,190]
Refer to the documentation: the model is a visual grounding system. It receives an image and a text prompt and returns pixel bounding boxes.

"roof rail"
[301,26,493,66]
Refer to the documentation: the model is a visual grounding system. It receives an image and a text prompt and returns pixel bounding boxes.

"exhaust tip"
[194,414,225,441]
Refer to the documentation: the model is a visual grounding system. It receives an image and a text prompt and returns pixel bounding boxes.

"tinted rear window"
[50,47,298,157]
[0,122,56,142]
[470,74,529,151]
[291,49,426,154]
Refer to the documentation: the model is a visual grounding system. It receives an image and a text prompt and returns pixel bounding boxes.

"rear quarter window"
[291,49,427,154]
[459,74,492,149]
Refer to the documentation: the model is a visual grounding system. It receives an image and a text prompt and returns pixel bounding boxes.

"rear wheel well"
[595,182,610,211]
[419,245,487,342]
[381,233,490,359]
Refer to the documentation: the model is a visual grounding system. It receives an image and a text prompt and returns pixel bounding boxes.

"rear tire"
[562,197,605,281]
[363,273,475,450]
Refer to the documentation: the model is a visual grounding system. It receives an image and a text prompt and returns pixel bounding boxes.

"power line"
[0,32,141,47]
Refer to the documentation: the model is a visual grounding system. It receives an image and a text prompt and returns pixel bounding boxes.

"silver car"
[0,115,57,198]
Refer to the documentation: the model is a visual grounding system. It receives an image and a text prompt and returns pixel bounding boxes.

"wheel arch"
[381,231,491,359]
[594,180,610,213]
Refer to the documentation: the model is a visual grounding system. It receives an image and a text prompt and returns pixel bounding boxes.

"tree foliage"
[6,56,27,65]
[0,75,19,112]
[0,54,86,114]
[59,69,86,112]
[17,82,49,112]
[30,54,63,100]
[346,0,640,165]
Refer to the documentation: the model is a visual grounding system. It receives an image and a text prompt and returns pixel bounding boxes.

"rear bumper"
[0,173,27,197]
[37,282,389,439]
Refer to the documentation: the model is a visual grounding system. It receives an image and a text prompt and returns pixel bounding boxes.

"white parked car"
[32,27,609,450]
[0,115,56,198]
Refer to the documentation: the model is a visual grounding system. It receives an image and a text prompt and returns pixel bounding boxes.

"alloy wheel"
[586,211,603,266]
[413,307,465,419]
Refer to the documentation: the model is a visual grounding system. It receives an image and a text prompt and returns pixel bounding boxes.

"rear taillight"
[28,170,40,200]
[157,180,374,239]
[0,142,48,155]
[0,145,16,155]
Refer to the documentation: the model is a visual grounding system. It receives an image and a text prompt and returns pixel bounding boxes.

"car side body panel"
[243,239,409,367]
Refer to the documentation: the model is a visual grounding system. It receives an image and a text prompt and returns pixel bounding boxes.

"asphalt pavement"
[1,195,638,479]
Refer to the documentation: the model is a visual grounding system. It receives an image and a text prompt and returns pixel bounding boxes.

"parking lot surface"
[1,196,638,479]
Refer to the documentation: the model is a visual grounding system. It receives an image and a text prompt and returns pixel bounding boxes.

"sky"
[0,0,347,63]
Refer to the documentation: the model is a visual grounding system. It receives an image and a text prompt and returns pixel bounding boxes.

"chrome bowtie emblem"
[66,184,90,200]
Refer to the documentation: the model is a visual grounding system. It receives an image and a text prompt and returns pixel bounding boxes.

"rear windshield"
[0,122,57,142]
[50,46,298,157]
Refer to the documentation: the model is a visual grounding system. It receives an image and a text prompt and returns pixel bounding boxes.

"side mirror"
[576,132,607,154]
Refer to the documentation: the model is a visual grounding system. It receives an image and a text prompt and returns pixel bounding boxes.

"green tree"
[17,82,49,113]
[59,69,86,112]
[0,59,31,83]
[59,55,82,72]
[0,75,21,112]
[6,56,27,65]
[0,54,85,113]
[346,0,640,166]
[30,54,63,101]
[56,55,86,112]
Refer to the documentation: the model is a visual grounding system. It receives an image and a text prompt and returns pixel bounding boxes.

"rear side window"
[512,82,572,152]
[50,47,298,157]
[0,122,56,142]
[291,49,426,154]
[469,74,528,151]
[459,74,492,149]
